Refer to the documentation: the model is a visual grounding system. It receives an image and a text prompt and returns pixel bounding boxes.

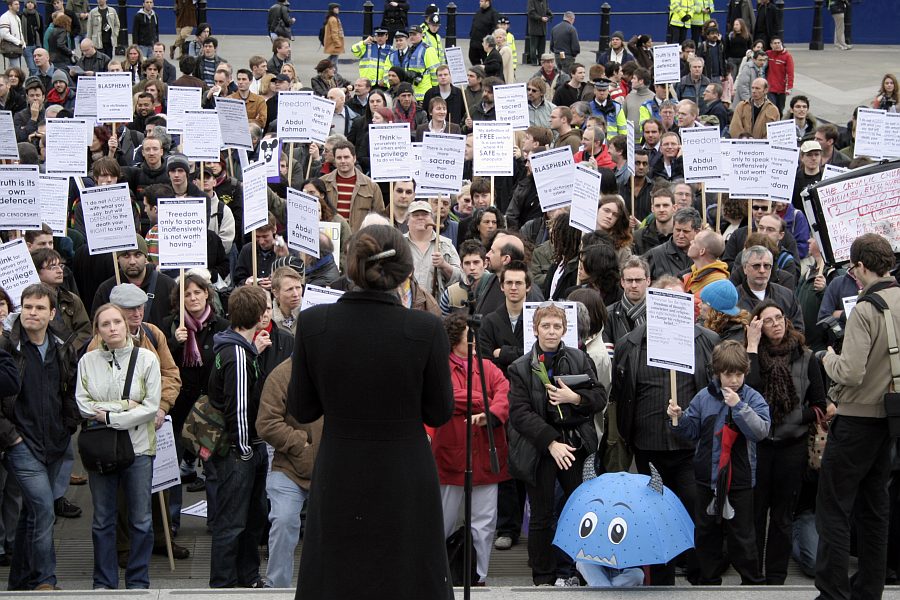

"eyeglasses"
[527,87,540,92]
[848,262,859,275]
[41,263,63,271]
[748,262,773,271]
[761,314,784,327]
[751,205,769,212]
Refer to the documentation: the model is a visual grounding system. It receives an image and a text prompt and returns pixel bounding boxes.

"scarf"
[183,304,212,367]
[621,295,646,327]
[393,102,417,130]
[253,319,273,342]
[759,333,801,425]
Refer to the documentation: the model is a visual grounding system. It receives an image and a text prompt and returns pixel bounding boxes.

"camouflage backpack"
[182,394,230,460]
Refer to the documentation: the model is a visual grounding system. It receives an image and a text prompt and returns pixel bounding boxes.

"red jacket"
[574,146,616,170]
[430,353,510,486]
[765,49,794,94]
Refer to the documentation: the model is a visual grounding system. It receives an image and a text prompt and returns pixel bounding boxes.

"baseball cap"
[408,200,432,214]
[273,73,291,83]
[800,140,822,154]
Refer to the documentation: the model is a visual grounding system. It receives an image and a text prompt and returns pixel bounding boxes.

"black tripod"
[462,288,500,596]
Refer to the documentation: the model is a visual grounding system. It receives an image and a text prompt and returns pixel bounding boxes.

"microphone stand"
[463,284,499,597]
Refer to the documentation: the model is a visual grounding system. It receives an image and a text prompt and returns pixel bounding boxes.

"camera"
[817,315,844,353]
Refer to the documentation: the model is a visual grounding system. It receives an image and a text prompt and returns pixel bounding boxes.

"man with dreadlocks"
[539,210,582,301]
[668,340,770,585]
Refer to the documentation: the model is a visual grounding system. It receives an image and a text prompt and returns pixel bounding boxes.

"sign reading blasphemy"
[80,183,138,255]
[166,86,202,134]
[680,126,722,183]
[444,46,468,86]
[183,109,222,161]
[156,198,208,270]
[0,165,41,231]
[652,44,681,85]
[420,132,466,195]
[95,72,135,123]
[493,83,530,130]
[286,187,321,257]
[529,146,574,212]
[0,239,40,310]
[369,123,413,182]
[473,121,514,176]
[39,175,70,236]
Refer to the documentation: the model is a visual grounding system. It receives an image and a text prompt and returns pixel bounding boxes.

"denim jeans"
[209,444,268,588]
[23,46,37,76]
[0,462,21,555]
[792,509,817,577]
[264,470,307,588]
[2,441,63,590]
[89,455,154,590]
[51,438,74,500]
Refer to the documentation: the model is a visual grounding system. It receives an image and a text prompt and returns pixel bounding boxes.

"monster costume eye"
[608,517,628,544]
[579,512,598,538]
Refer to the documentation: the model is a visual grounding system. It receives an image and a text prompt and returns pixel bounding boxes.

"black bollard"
[774,0,785,42]
[197,0,207,28]
[363,1,373,38]
[446,3,457,48]
[809,0,824,51]
[598,3,611,54]
[844,0,853,46]
[116,0,128,56]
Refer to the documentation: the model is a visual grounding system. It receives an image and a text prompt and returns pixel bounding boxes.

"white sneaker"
[554,576,580,587]
[493,536,513,550]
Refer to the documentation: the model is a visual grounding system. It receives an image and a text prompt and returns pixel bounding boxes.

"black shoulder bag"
[77,347,140,474]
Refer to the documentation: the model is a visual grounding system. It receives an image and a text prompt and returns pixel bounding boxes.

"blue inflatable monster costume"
[552,463,694,587]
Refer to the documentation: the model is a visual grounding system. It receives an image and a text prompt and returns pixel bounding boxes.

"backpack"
[318,25,325,46]
[182,394,230,459]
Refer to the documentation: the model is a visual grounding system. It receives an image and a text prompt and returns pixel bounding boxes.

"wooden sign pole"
[670,370,678,426]
[715,192,722,233]
[113,251,120,285]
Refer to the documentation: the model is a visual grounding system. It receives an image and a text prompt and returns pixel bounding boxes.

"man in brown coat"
[173,0,196,59]
[729,77,780,139]
[256,358,322,589]
[320,140,386,232]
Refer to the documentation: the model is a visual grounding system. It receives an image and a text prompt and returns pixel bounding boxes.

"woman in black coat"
[482,35,504,82]
[379,0,408,45]
[289,225,454,600]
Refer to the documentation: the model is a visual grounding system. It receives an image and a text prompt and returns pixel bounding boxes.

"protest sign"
[277,90,313,142]
[410,142,427,197]
[885,113,900,159]
[81,183,138,254]
[157,198,208,270]
[766,119,797,149]
[646,287,695,374]
[855,107,886,159]
[319,221,341,268]
[0,165,40,231]
[0,111,17,161]
[523,302,578,351]
[242,160,269,234]
[166,86,202,134]
[46,118,89,176]
[369,123,413,182]
[570,163,603,233]
[768,146,800,203]
[445,46,468,86]
[681,126,722,183]
[705,138,732,194]
[151,418,180,494]
[493,83,530,130]
[530,146,574,212]
[287,187,321,257]
[626,121,635,176]
[73,76,97,119]
[727,139,770,199]
[215,97,253,150]
[420,132,466,194]
[259,136,282,180]
[653,44,681,85]
[308,95,336,144]
[821,164,850,180]
[184,109,222,161]
[39,175,70,236]
[301,284,345,311]
[96,72,135,123]
[473,121,514,176]
[0,239,40,310]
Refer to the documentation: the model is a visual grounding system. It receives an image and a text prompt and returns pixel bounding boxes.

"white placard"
[681,126,722,183]
[73,76,97,118]
[181,500,207,518]
[277,91,313,142]
[652,44,682,85]
[95,72,135,123]
[854,107,886,159]
[45,118,89,176]
[523,301,578,351]
[727,138,770,199]
[39,175,70,236]
[842,295,858,319]
[768,145,800,203]
[0,111,18,161]
[259,136,281,179]
[286,187,321,257]
[319,221,341,270]
[570,163,603,233]
[420,132,467,194]
[0,165,40,230]
[157,197,208,269]
[242,160,269,234]
[530,146,574,212]
[151,417,181,493]
[166,86,202,134]
[0,239,40,310]
[821,164,850,181]
[410,142,428,197]
[646,287,695,374]
[493,83,530,131]
[473,121,514,176]
[626,120,635,176]
[885,113,900,159]
[183,109,222,161]
[766,119,797,149]
[445,46,468,86]
[301,284,345,311]
[706,138,733,194]
[81,183,138,254]
[215,97,253,150]
[308,95,337,144]
[368,123,413,182]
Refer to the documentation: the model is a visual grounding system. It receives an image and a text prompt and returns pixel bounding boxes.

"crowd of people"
[0,0,896,597]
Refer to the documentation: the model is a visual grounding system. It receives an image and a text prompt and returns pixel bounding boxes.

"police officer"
[420,13,445,64]
[351,26,392,91]
[391,25,438,104]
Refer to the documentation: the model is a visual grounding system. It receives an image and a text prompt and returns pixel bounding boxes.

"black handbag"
[77,347,140,475]
[0,40,22,58]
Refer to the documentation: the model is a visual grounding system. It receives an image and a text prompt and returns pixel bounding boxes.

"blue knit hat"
[700,280,740,316]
